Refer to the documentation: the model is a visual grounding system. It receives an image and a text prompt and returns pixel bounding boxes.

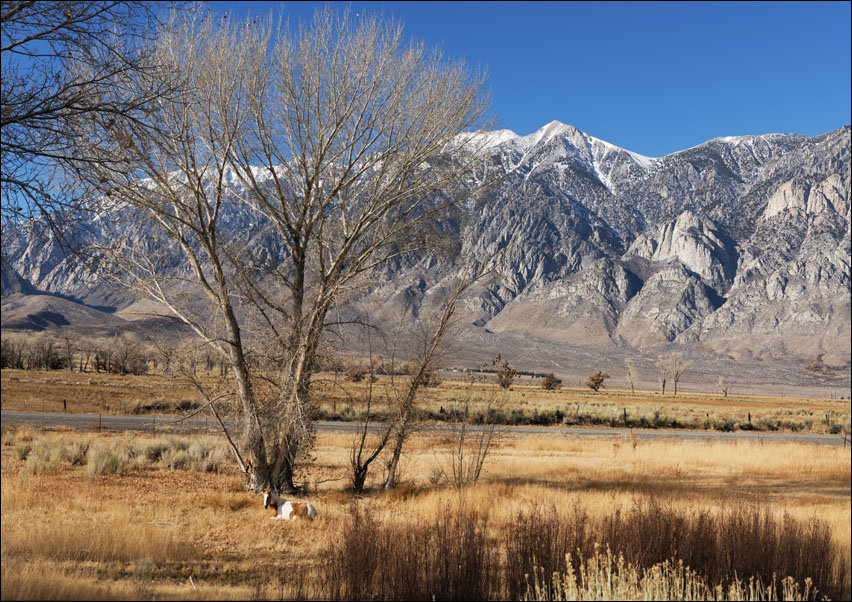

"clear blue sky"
[207,1,851,157]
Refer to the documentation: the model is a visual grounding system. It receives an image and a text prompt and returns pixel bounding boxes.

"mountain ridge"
[3,122,850,370]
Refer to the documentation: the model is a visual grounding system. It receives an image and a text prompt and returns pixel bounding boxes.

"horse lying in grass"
[261,489,318,521]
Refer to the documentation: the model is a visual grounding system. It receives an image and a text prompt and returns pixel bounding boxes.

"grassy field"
[2,368,850,434]
[1,424,850,600]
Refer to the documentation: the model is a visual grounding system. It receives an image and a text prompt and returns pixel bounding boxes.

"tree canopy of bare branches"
[1,1,177,233]
[73,8,491,492]
[541,373,561,390]
[495,359,516,389]
[585,370,609,392]
[656,352,691,396]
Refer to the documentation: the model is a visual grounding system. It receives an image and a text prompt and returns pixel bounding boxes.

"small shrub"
[165,435,190,452]
[86,444,127,477]
[541,373,561,390]
[14,441,32,461]
[716,418,737,432]
[159,447,191,470]
[141,439,170,462]
[200,444,230,472]
[63,436,92,466]
[758,417,779,432]
[25,440,62,474]
[185,439,228,472]
[175,400,200,412]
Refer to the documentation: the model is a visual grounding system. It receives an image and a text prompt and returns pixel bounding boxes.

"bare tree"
[110,332,147,375]
[656,352,690,396]
[717,376,729,398]
[585,370,609,392]
[1,1,181,234]
[74,8,490,493]
[149,336,180,377]
[344,267,483,492]
[541,373,561,390]
[59,332,77,372]
[343,326,394,491]
[437,382,504,488]
[655,355,669,395]
[625,357,638,395]
[382,271,479,489]
[347,353,393,492]
[670,353,690,396]
[495,359,516,390]
[79,338,95,373]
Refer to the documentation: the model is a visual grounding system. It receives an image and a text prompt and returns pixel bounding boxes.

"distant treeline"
[0,331,227,376]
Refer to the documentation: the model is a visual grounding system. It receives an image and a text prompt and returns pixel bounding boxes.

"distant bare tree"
[59,332,77,372]
[74,8,490,493]
[625,357,638,395]
[149,336,180,377]
[656,352,690,396]
[541,373,561,390]
[495,359,517,389]
[585,370,609,392]
[655,355,670,395]
[79,338,95,373]
[670,354,690,396]
[111,333,146,375]
[717,376,729,398]
[31,333,60,370]
[0,334,25,369]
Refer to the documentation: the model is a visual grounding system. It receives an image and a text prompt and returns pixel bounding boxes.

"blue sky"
[208,1,850,157]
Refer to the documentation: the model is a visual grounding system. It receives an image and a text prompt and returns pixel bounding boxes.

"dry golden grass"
[0,369,203,414]
[1,425,850,600]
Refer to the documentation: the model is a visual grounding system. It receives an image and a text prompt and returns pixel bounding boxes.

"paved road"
[2,410,848,447]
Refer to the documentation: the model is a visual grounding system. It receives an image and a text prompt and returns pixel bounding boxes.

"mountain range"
[2,121,850,380]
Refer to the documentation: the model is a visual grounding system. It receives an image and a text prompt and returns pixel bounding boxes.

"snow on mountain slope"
[3,123,849,366]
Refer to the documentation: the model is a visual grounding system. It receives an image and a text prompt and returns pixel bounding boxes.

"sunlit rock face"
[3,124,850,363]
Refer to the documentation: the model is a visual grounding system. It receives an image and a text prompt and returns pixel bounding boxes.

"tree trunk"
[352,466,368,492]
[384,434,405,490]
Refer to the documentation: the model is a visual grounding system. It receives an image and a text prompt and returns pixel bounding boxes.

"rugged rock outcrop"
[3,123,850,365]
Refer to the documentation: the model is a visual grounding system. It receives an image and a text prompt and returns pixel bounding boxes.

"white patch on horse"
[262,490,318,521]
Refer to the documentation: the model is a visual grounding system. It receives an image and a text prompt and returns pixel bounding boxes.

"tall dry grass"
[1,426,849,600]
[504,500,837,600]
[318,499,838,601]
[323,503,499,600]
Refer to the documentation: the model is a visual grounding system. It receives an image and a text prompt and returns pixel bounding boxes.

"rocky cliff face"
[3,123,850,365]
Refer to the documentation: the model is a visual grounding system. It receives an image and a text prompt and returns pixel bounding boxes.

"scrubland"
[2,368,850,435]
[1,425,850,600]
